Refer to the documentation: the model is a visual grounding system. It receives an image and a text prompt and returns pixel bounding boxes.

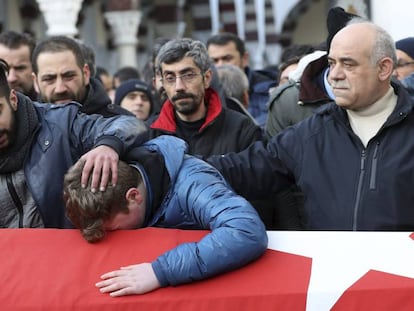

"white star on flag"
[267,231,414,310]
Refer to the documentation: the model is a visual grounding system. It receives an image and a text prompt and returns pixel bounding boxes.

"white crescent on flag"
[267,231,414,311]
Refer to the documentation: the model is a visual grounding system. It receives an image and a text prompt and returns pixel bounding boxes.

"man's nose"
[215,59,226,66]
[328,64,344,81]
[7,69,18,83]
[174,76,186,90]
[54,78,68,93]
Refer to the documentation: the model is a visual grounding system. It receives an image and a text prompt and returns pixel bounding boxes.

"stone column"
[35,0,83,37]
[104,10,142,68]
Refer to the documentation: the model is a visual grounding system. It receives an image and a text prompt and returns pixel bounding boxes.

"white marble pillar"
[104,10,142,68]
[209,0,220,35]
[36,0,83,37]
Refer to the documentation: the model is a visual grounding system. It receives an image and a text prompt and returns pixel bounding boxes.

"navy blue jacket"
[209,82,414,230]
[24,94,147,228]
[245,67,277,128]
[132,136,267,286]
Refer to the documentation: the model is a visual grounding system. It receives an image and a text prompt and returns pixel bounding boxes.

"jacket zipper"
[353,149,366,231]
[6,173,24,228]
[369,142,380,190]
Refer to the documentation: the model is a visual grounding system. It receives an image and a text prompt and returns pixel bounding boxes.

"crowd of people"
[1,5,414,296]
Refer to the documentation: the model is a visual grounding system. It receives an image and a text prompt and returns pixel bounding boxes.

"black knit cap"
[396,37,414,60]
[114,79,154,107]
[326,7,359,51]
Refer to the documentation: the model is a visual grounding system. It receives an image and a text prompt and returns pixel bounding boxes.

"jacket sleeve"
[151,158,268,287]
[265,82,299,138]
[237,117,265,149]
[207,131,296,200]
[67,109,149,156]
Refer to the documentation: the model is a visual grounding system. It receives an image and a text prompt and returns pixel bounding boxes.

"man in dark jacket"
[31,36,131,117]
[209,22,414,231]
[0,58,147,228]
[0,30,38,100]
[64,136,267,296]
[207,32,277,127]
[149,38,262,157]
[148,38,274,226]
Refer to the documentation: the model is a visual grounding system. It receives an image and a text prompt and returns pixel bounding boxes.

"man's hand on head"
[79,145,119,192]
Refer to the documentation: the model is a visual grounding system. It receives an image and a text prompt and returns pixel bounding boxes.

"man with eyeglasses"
[148,38,262,158]
[394,37,414,81]
[146,38,275,227]
[394,37,414,100]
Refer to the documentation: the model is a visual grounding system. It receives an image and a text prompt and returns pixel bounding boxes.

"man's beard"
[171,92,200,115]
[0,112,17,154]
[41,77,87,104]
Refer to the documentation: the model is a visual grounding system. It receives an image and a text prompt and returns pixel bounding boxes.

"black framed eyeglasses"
[396,61,414,68]
[161,72,203,86]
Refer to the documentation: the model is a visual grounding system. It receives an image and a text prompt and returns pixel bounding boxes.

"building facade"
[0,0,408,75]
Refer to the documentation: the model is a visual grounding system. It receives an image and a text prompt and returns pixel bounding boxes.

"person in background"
[63,135,267,296]
[216,63,249,108]
[276,44,316,86]
[394,37,414,81]
[77,41,97,77]
[206,32,277,127]
[0,58,147,228]
[394,37,414,100]
[114,79,154,122]
[208,21,414,231]
[277,57,300,86]
[96,66,115,102]
[215,63,256,124]
[32,35,131,117]
[0,30,37,100]
[113,66,141,89]
[145,37,171,116]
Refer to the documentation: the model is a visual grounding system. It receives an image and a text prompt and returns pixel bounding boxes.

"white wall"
[291,0,328,46]
[371,0,414,41]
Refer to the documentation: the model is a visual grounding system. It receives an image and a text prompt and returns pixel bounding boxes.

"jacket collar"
[150,88,222,132]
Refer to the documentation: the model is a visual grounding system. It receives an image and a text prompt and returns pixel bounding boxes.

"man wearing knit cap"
[114,79,154,121]
[394,37,414,80]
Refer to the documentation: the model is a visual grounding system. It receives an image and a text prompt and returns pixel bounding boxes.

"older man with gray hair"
[209,21,414,231]
[215,63,257,124]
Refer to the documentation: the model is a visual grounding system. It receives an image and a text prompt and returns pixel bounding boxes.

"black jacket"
[149,88,263,157]
[81,77,133,117]
[209,82,414,231]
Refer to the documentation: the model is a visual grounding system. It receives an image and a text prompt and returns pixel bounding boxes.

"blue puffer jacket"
[209,82,414,231]
[23,94,148,228]
[135,136,267,287]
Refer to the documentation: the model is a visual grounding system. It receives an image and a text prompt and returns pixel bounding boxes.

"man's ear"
[378,57,394,81]
[9,89,18,111]
[83,64,91,86]
[125,188,143,205]
[241,51,249,69]
[32,73,40,94]
[242,90,249,108]
[203,68,212,89]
